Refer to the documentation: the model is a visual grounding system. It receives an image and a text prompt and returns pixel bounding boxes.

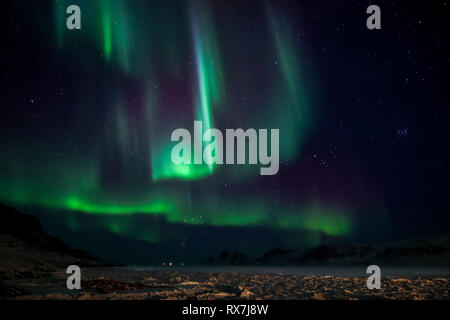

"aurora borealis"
[1,1,448,264]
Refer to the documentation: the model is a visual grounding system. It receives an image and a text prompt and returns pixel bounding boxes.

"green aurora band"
[0,1,360,245]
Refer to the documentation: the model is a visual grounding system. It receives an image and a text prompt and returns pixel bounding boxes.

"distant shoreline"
[123,265,450,278]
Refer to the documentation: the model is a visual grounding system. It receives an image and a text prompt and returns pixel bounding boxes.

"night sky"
[0,0,448,264]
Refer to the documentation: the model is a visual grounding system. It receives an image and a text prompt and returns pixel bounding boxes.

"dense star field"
[0,1,448,264]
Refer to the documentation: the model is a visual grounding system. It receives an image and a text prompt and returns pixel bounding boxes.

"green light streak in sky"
[64,196,175,216]
[55,0,134,72]
[277,206,353,236]
[191,2,225,108]
[53,0,68,49]
[100,0,112,60]
[114,1,131,73]
[194,33,214,172]
[99,0,132,72]
[191,1,225,172]
[152,144,213,181]
[152,2,226,181]
[263,8,312,161]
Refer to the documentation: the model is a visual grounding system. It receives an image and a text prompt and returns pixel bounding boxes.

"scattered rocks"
[240,288,253,298]
[178,281,201,286]
[2,268,449,300]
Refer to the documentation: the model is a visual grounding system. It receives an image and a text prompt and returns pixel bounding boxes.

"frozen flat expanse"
[126,265,450,278]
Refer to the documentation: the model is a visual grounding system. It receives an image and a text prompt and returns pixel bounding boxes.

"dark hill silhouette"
[0,203,109,280]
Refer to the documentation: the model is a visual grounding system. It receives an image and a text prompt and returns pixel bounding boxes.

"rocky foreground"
[1,204,449,300]
[2,267,449,300]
